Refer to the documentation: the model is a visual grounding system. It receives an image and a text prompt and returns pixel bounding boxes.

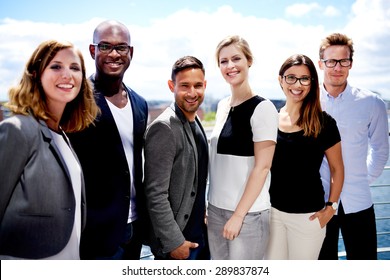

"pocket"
[243,210,269,226]
[316,217,324,229]
[312,216,325,229]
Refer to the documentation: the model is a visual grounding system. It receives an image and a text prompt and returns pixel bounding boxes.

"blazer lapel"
[40,120,87,229]
[127,87,143,134]
[39,120,72,187]
[172,103,199,176]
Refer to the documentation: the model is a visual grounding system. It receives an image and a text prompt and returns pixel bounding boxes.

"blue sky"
[0,0,352,27]
[0,0,389,102]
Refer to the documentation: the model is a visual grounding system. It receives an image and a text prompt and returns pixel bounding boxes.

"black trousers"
[319,202,377,260]
[121,220,143,260]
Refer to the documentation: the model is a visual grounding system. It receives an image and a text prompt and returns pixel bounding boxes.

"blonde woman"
[207,35,278,260]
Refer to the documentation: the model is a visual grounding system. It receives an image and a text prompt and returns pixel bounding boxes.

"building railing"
[142,167,390,260]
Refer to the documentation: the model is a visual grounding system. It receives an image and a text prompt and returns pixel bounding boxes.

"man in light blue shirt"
[318,33,389,260]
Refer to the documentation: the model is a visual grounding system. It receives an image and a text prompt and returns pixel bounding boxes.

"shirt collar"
[321,82,351,101]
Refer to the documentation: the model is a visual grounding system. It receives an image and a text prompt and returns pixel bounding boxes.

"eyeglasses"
[321,58,352,68]
[92,43,131,55]
[283,75,312,86]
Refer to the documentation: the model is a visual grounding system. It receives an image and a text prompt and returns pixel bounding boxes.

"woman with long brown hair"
[266,54,344,259]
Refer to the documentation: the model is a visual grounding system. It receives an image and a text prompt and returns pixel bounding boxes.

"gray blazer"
[143,103,202,256]
[0,114,86,259]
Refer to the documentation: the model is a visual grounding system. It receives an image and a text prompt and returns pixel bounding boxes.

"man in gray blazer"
[144,56,209,260]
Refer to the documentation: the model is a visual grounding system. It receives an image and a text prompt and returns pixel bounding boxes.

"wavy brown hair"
[279,54,322,138]
[6,40,99,132]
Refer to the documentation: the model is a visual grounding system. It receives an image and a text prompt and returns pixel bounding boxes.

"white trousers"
[266,207,326,260]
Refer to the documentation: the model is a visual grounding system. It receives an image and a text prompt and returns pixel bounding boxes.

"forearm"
[144,167,186,253]
[144,122,186,253]
[328,167,344,203]
[233,141,275,217]
[325,142,344,203]
[144,175,186,253]
[367,148,389,183]
[234,166,270,218]
[367,99,389,182]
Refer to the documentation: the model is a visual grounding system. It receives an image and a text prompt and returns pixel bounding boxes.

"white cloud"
[0,17,104,101]
[285,3,321,17]
[122,5,325,101]
[342,0,390,97]
[323,6,341,17]
[285,3,341,18]
[0,0,389,103]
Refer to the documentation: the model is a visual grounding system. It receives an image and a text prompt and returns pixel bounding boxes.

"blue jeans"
[207,203,270,260]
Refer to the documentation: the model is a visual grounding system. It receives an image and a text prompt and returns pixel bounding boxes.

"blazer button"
[184,214,189,219]
[191,191,196,197]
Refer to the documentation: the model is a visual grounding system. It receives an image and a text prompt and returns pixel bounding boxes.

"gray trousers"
[207,203,270,260]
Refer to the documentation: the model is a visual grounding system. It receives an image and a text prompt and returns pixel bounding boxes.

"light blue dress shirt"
[320,83,389,214]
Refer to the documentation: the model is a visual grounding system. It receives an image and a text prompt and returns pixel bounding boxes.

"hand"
[169,241,198,260]
[309,207,335,228]
[223,213,244,240]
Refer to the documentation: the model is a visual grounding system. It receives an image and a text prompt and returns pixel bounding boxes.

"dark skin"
[90,21,196,260]
[89,20,133,108]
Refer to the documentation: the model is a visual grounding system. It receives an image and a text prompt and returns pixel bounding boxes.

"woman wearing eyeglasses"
[265,54,344,260]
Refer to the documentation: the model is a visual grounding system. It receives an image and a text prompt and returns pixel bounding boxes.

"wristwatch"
[326,201,338,211]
